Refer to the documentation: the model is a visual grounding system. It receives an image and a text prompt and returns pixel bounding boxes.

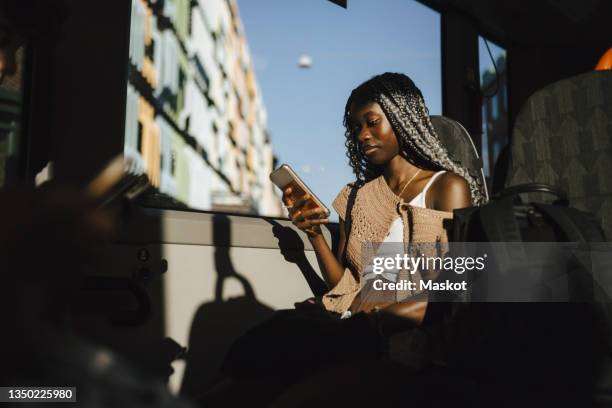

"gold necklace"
[396,169,421,199]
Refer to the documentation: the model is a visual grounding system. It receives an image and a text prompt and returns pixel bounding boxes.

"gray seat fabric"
[431,115,489,201]
[505,70,612,239]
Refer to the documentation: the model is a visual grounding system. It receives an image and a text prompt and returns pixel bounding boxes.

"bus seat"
[430,115,489,201]
[491,142,511,196]
[504,70,612,239]
[503,69,612,406]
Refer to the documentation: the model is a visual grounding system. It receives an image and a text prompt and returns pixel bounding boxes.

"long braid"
[343,72,487,206]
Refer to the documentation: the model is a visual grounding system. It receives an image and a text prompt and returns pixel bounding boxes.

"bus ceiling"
[328,0,611,47]
[420,0,610,47]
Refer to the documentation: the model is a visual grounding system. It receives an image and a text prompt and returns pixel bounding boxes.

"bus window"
[478,36,508,187]
[124,0,442,221]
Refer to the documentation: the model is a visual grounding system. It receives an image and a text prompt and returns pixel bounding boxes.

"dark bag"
[452,183,604,242]
[451,183,608,303]
[442,183,612,405]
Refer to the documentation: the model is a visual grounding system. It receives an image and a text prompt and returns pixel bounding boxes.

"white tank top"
[386,170,446,236]
[361,170,446,282]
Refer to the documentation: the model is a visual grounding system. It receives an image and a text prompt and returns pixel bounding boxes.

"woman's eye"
[367,119,380,127]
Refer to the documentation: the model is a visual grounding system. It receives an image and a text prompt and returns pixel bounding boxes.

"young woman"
[201,73,487,407]
[286,72,486,321]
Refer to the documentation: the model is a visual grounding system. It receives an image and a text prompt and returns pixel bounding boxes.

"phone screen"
[286,180,319,211]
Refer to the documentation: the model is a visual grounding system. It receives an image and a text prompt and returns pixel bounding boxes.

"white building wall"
[124,84,139,151]
[217,0,232,44]
[200,0,223,33]
[163,0,177,25]
[208,110,221,169]
[235,118,249,151]
[189,7,216,83]
[160,30,180,94]
[183,79,211,149]
[129,0,145,70]
[124,81,145,175]
[157,117,178,197]
[152,25,163,87]
[185,145,211,210]
[262,143,282,215]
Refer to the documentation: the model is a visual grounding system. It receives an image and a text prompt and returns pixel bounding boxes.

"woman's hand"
[283,186,329,238]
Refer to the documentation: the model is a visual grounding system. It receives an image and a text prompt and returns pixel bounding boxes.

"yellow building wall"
[140,0,157,87]
[139,97,161,187]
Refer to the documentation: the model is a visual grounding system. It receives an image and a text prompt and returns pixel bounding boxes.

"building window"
[146,38,155,60]
[178,69,186,111]
[137,121,143,153]
[171,150,177,176]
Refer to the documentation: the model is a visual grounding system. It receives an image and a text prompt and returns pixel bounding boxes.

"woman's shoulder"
[333,182,356,200]
[434,171,469,189]
[332,182,356,221]
[428,171,471,211]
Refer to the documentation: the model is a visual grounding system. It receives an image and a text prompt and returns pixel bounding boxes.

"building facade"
[126,0,282,216]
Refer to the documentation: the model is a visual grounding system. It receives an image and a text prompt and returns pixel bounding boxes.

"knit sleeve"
[332,184,353,221]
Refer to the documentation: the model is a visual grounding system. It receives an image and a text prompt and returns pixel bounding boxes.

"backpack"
[443,182,612,406]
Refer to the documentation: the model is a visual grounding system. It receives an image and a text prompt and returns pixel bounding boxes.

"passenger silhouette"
[0,183,195,407]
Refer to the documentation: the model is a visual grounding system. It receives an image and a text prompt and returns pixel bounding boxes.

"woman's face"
[350,101,400,166]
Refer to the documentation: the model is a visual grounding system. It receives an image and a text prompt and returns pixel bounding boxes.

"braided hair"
[343,72,487,206]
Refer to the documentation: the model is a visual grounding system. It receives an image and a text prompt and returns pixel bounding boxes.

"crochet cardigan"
[322,174,454,314]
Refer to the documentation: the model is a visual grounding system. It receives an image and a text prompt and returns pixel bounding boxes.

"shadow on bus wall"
[180,215,333,397]
[180,214,275,398]
[267,219,329,297]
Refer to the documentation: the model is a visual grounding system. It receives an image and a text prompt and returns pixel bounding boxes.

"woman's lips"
[363,145,379,154]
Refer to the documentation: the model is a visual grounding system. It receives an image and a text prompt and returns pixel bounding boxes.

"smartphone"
[270,164,330,217]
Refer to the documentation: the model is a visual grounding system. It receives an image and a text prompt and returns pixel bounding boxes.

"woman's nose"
[357,129,372,143]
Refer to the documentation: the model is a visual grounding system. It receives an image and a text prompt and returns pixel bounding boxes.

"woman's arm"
[308,223,347,289]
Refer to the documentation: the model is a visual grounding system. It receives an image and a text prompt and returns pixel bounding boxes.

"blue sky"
[236,0,442,220]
